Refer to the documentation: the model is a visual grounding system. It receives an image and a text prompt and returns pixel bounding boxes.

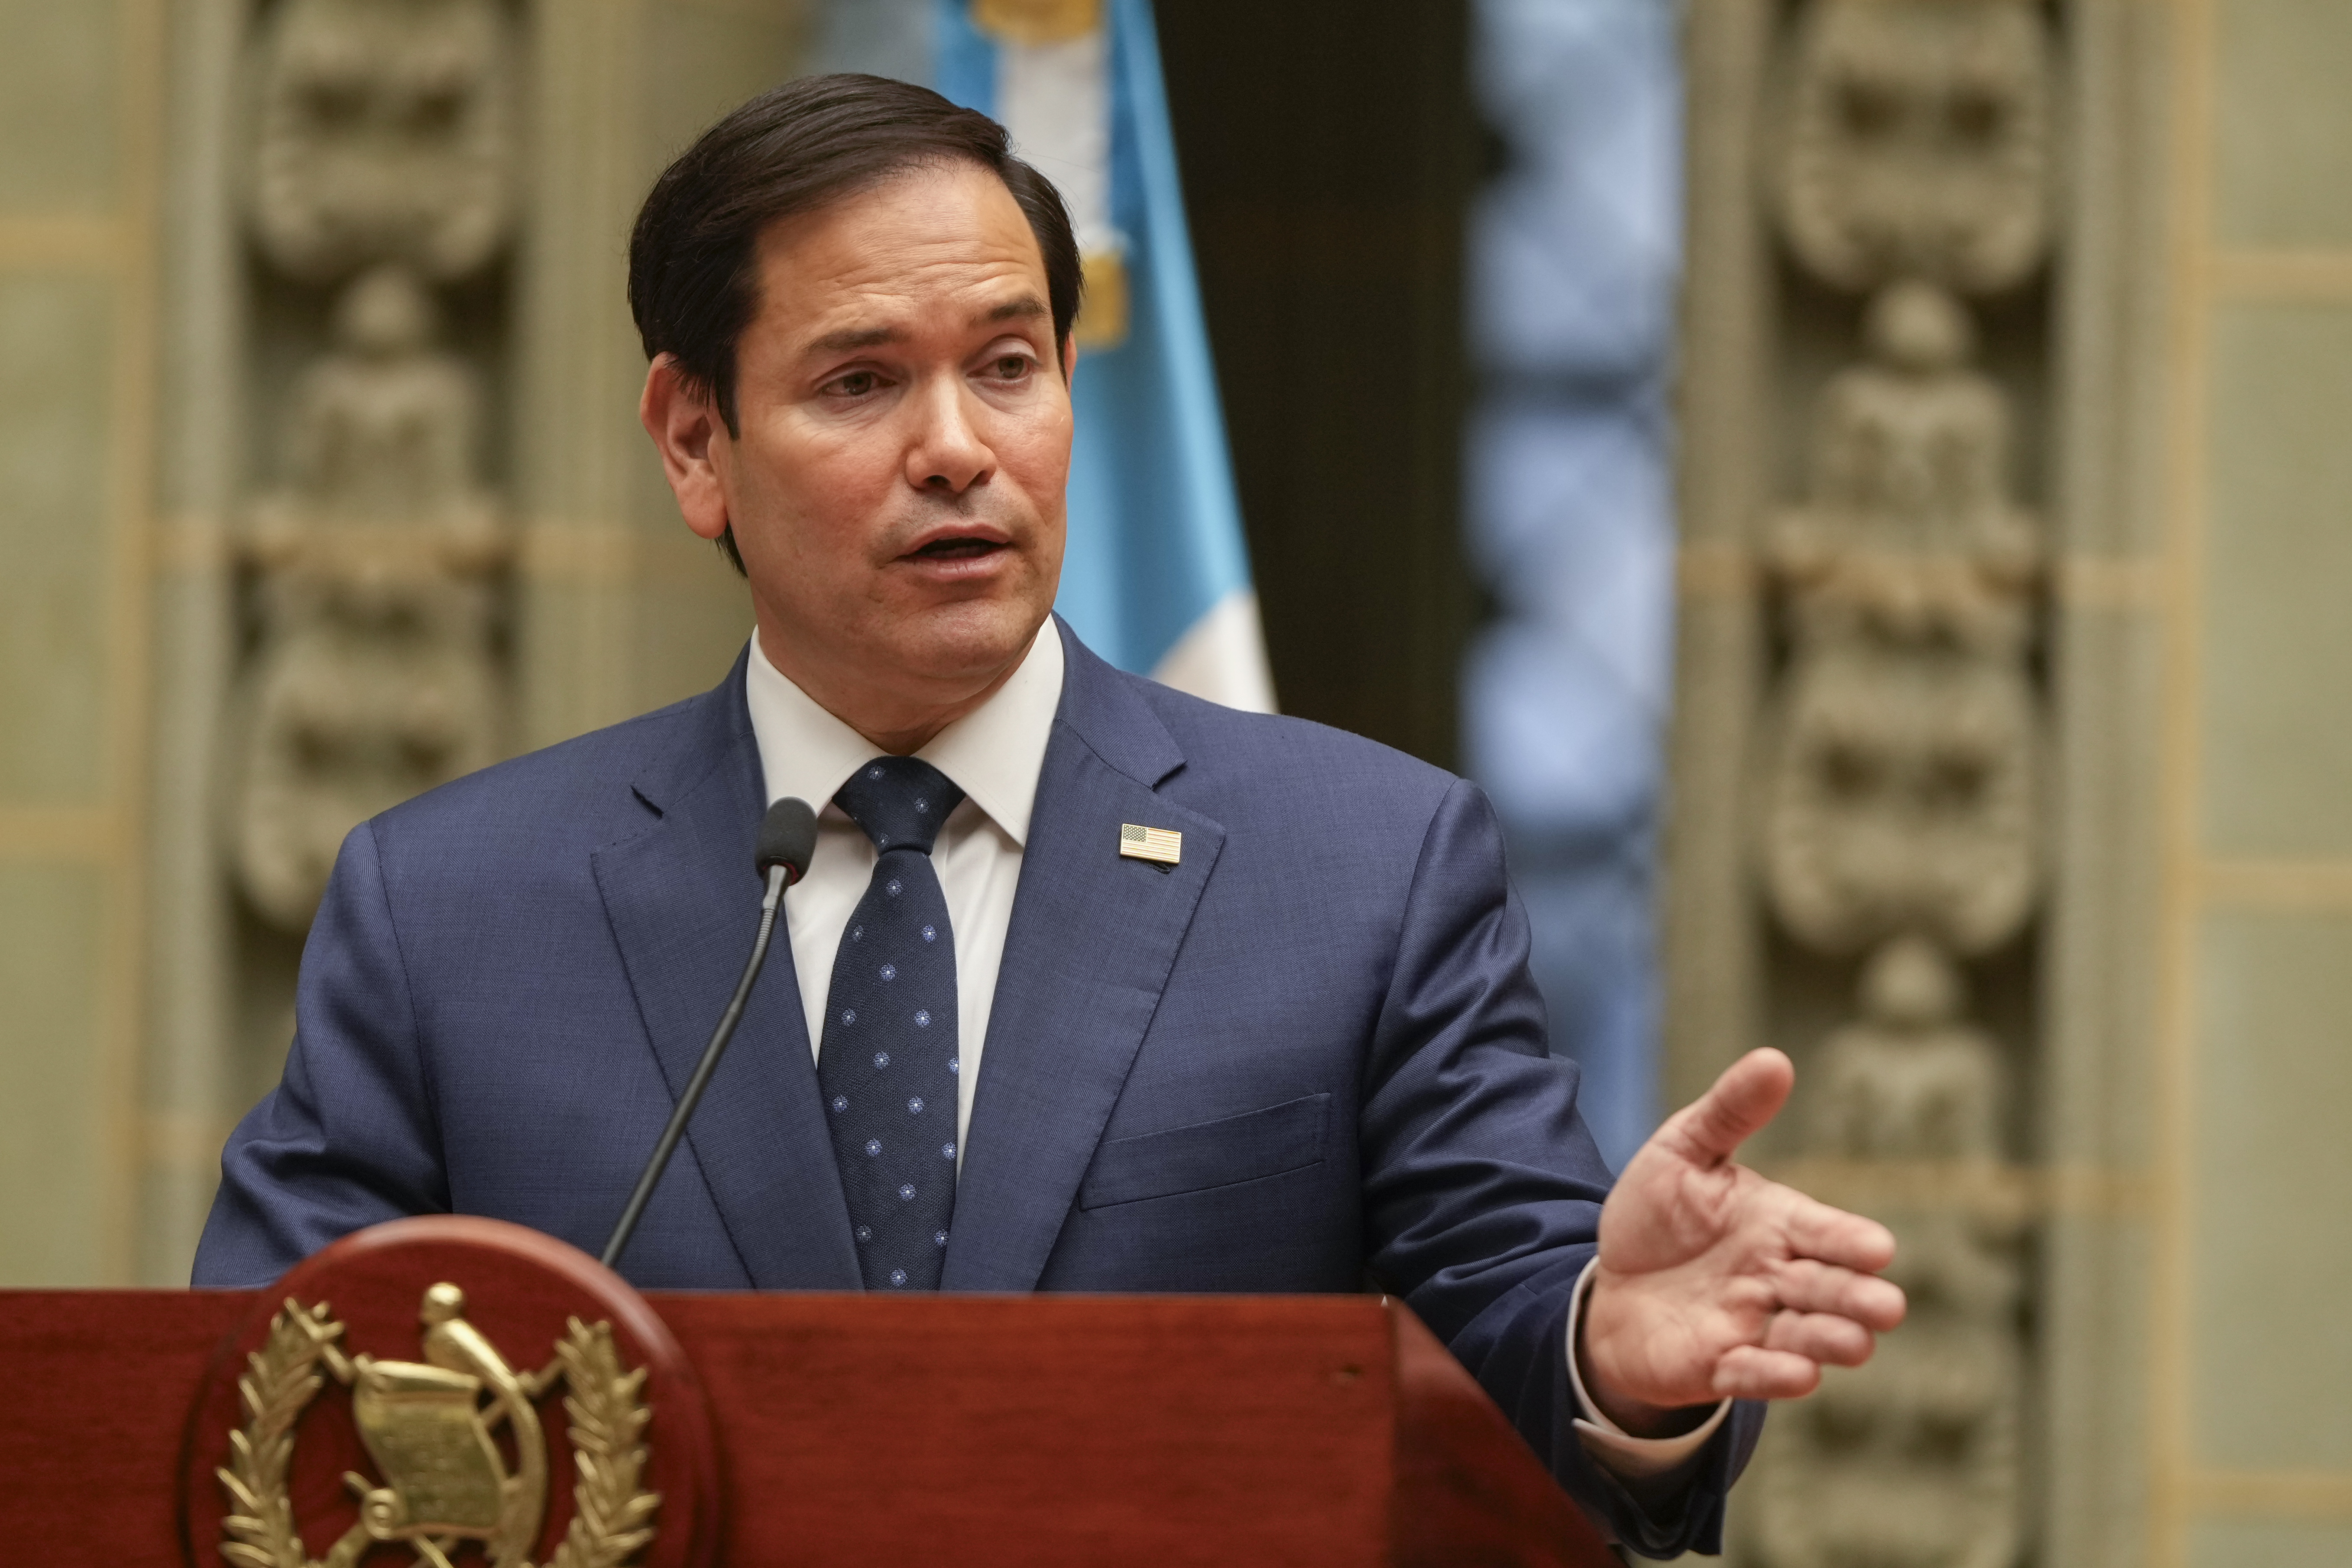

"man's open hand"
[1579,1048,1906,1435]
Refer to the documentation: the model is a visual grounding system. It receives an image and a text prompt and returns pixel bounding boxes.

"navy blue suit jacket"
[196,625,1759,1555]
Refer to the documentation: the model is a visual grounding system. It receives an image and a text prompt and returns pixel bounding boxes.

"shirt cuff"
[1564,1257,1733,1483]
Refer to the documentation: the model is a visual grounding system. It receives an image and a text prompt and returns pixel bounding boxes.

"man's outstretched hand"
[1579,1048,1907,1436]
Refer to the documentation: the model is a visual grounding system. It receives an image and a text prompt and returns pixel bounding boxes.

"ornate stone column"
[227,0,520,936]
[1667,2,2070,1562]
[139,0,810,1280]
[1668,1,2219,1560]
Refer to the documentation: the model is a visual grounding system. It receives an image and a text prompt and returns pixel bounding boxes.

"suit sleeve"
[191,820,450,1286]
[1357,777,1764,1558]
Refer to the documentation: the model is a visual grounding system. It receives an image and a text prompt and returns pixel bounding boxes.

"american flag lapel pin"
[1119,823,1182,865]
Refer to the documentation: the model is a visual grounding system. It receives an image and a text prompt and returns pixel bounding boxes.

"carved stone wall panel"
[1669,2,2070,1563]
[135,0,811,1280]
[248,0,515,283]
[1771,0,2057,297]
[198,0,839,1199]
[227,0,517,936]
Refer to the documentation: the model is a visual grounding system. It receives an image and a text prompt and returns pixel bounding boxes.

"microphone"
[601,796,819,1270]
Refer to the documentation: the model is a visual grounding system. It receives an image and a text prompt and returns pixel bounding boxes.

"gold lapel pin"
[1119,823,1182,865]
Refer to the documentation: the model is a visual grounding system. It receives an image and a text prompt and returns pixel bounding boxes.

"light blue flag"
[935,0,1273,708]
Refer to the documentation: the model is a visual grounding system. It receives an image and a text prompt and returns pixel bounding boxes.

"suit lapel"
[591,658,861,1289]
[943,633,1225,1290]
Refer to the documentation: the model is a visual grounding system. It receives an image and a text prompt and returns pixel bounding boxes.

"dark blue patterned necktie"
[818,756,964,1289]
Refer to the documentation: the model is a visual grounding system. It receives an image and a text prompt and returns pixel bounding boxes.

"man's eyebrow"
[802,325,902,358]
[799,299,1043,358]
[978,295,1049,326]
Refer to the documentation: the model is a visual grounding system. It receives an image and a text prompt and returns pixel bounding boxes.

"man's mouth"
[907,536,1006,560]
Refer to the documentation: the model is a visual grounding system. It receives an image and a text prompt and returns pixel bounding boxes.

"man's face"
[661,161,1071,733]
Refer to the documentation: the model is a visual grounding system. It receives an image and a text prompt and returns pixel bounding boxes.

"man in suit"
[196,75,1904,1557]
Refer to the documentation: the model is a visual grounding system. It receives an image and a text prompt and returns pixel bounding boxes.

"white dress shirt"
[743,618,1724,1500]
[745,619,1064,1154]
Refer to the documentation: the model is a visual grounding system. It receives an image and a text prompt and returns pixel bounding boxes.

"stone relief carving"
[1761,282,2041,962]
[248,0,514,284]
[1812,937,2005,1163]
[1772,0,2056,296]
[230,0,515,932]
[1752,941,2026,1568]
[1746,4,2054,1565]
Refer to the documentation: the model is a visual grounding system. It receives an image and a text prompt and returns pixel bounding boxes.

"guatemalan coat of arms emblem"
[219,1284,656,1568]
[185,1218,711,1568]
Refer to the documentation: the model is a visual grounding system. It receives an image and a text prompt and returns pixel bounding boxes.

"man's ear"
[639,353,731,542]
[1058,332,1079,383]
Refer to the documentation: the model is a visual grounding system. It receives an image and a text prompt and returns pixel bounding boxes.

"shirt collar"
[743,618,1064,847]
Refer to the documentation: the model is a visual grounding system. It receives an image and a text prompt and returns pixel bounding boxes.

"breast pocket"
[1076,1092,1331,1211]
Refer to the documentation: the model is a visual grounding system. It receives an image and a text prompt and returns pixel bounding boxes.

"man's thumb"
[1665,1047,1794,1164]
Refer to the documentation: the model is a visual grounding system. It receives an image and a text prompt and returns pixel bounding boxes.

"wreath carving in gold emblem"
[218,1291,660,1568]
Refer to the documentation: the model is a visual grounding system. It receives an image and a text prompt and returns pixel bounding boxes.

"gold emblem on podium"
[219,1284,659,1568]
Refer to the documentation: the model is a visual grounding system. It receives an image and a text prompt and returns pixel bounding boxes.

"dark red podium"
[0,1218,1617,1566]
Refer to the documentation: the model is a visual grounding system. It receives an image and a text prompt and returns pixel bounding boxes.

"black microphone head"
[756,797,819,884]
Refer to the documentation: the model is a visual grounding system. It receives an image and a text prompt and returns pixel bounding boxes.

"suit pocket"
[1077,1092,1331,1210]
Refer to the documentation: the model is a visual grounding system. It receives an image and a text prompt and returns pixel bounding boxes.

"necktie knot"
[835,756,964,856]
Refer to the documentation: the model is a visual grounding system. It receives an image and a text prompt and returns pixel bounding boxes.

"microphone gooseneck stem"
[601,862,791,1270]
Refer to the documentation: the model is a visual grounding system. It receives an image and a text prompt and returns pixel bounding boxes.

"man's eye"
[992,355,1032,380]
[829,371,878,397]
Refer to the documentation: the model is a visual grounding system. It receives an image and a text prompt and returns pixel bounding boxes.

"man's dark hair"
[629,73,1083,574]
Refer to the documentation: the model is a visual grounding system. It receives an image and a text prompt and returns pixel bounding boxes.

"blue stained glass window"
[1462,0,1682,1171]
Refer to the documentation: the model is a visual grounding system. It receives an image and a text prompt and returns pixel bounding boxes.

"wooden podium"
[1,1218,1617,1567]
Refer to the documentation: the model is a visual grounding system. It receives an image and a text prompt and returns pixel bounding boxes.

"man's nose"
[904,374,994,494]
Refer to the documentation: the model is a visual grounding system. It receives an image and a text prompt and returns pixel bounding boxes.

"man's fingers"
[1714,1344,1821,1402]
[1662,1048,1795,1165]
[1762,1309,1878,1368]
[1785,1193,1898,1276]
[1772,1257,1908,1332]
